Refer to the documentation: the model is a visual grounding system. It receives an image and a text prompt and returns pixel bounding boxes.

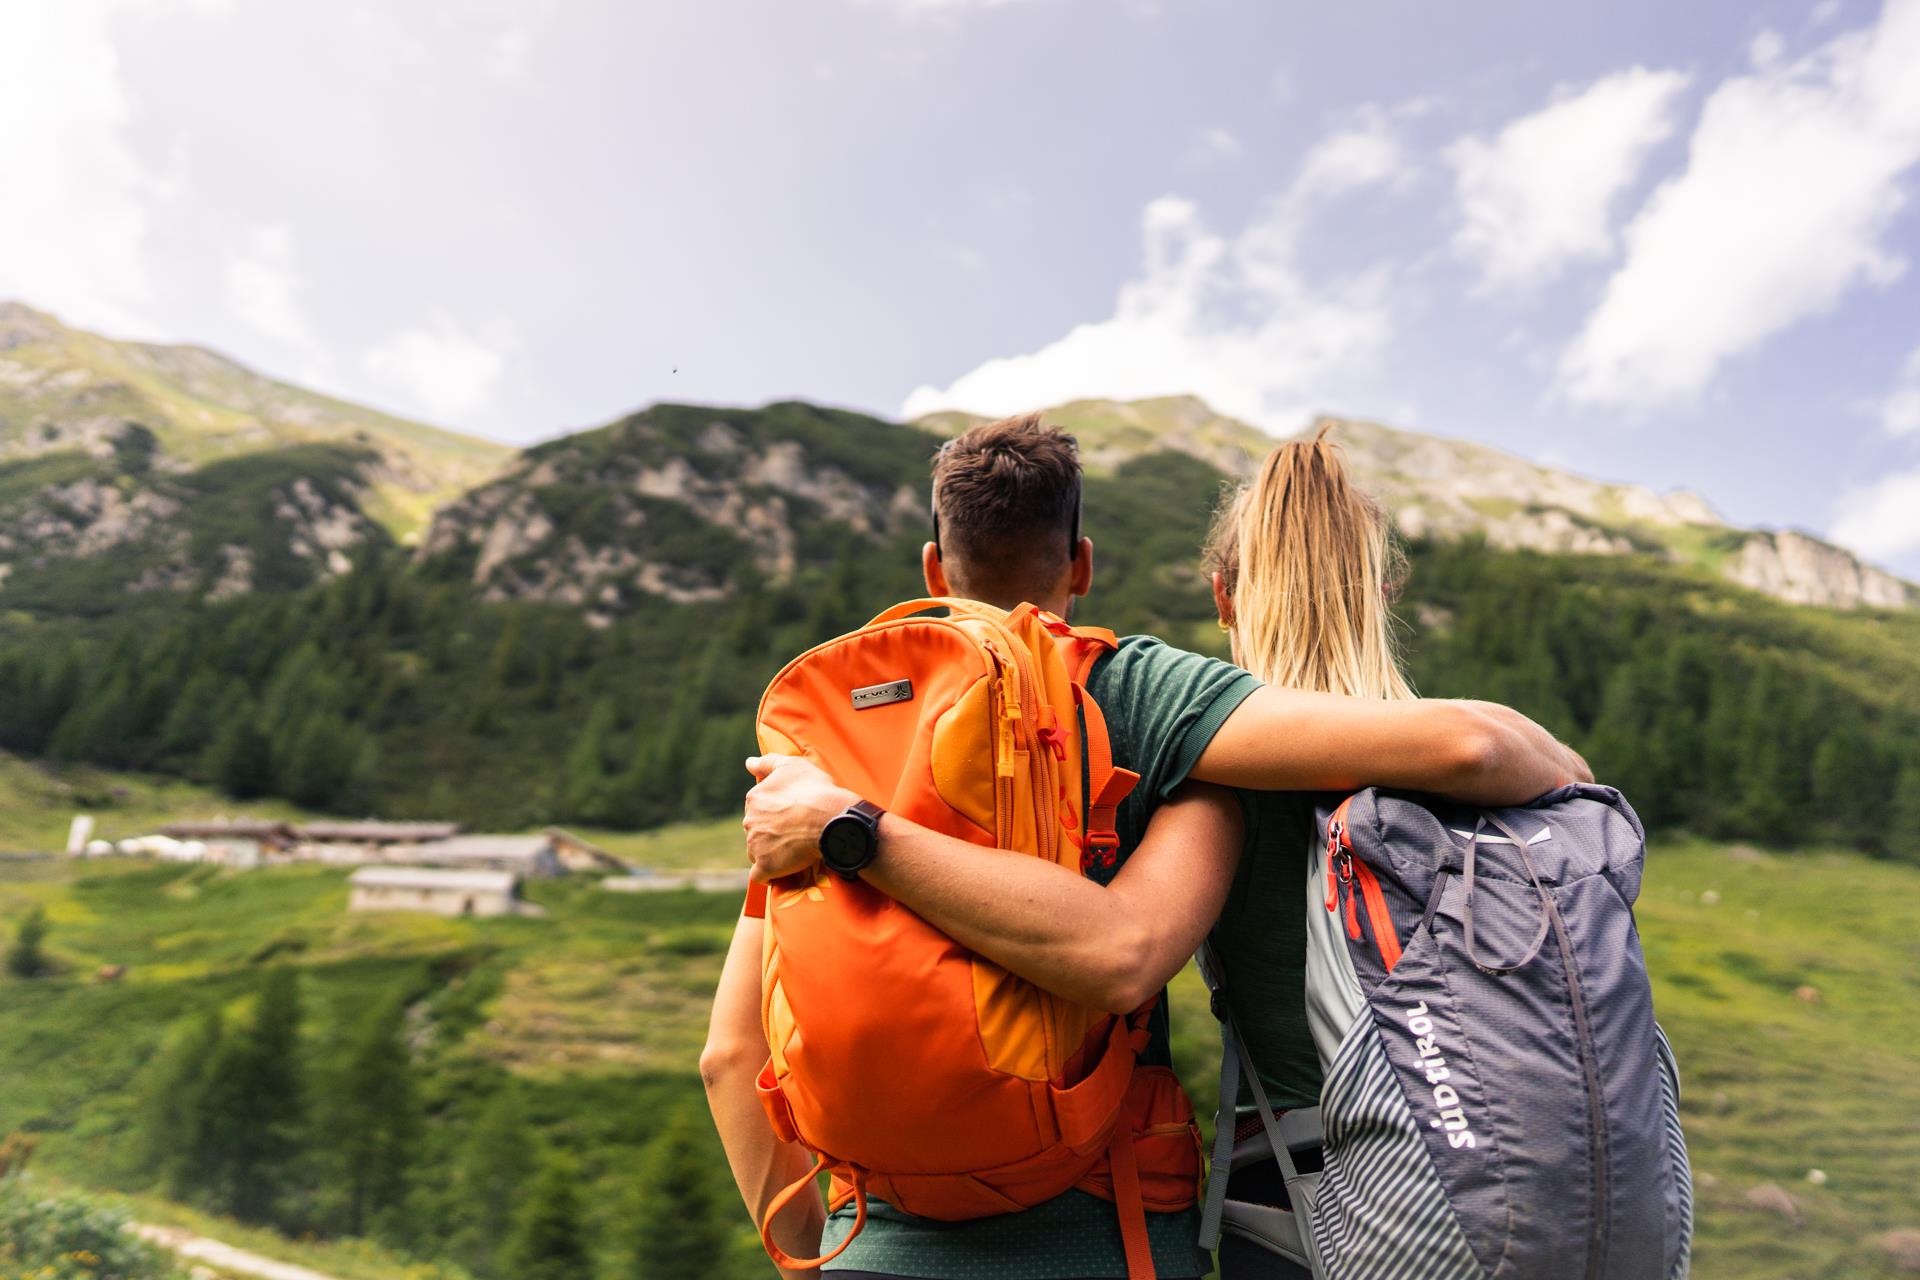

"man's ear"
[1211,570,1233,627]
[1069,536,1094,598]
[922,541,950,596]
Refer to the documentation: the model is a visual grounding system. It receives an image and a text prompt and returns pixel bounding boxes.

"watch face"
[821,816,866,870]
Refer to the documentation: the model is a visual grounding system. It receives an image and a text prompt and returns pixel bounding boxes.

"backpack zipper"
[985,622,1059,866]
[1325,803,1403,972]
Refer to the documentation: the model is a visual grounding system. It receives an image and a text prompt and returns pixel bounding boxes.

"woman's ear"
[1211,571,1233,628]
[922,541,950,596]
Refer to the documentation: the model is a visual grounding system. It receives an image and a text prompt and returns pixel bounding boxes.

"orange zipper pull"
[1344,873,1362,941]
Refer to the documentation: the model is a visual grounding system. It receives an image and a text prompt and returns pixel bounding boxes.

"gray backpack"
[1198,784,1694,1279]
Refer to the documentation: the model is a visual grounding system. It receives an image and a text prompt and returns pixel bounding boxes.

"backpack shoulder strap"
[1073,679,1137,863]
[1052,620,1137,865]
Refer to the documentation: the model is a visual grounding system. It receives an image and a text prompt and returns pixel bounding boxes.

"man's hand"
[743,755,861,882]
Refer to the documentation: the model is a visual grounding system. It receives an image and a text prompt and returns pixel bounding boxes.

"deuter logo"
[850,678,913,709]
[1407,999,1478,1149]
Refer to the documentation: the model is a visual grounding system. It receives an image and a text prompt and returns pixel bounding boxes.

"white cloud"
[1750,28,1787,67]
[1188,127,1244,168]
[1830,464,1920,559]
[224,226,314,349]
[1447,67,1690,294]
[363,313,508,422]
[900,121,1405,429]
[1559,0,1920,409]
[1880,343,1920,435]
[0,2,156,335]
[1295,110,1411,200]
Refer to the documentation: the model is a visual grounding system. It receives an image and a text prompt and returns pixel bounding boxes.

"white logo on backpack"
[1407,999,1478,1149]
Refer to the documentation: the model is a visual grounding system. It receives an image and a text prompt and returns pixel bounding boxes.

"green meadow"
[0,827,1915,1279]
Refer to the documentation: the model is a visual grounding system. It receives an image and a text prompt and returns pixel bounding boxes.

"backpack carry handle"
[759,1154,869,1271]
[1462,813,1554,976]
[864,597,976,627]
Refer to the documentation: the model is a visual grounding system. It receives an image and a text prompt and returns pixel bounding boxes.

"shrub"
[4,908,49,980]
[0,1176,189,1280]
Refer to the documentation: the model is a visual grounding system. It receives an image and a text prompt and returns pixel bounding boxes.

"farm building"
[406,835,565,877]
[292,821,463,866]
[155,820,295,869]
[294,820,461,847]
[544,828,629,873]
[284,824,622,874]
[347,867,541,918]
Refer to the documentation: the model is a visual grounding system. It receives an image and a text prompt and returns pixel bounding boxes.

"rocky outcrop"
[420,403,928,613]
[1724,530,1914,610]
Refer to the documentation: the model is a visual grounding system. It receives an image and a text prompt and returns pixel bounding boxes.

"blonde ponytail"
[1202,422,1415,701]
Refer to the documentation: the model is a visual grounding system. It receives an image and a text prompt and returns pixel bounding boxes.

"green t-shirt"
[1211,792,1324,1112]
[819,635,1260,1279]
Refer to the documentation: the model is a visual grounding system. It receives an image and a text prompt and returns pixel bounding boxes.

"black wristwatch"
[820,799,886,881]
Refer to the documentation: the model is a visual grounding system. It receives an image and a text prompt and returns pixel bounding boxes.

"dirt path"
[130,1223,348,1280]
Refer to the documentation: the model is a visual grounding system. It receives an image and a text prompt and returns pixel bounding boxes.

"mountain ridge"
[917,395,1914,612]
[0,304,1908,616]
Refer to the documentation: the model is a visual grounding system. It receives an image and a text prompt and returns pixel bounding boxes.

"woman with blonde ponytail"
[1204,422,1415,703]
[1199,424,1419,1278]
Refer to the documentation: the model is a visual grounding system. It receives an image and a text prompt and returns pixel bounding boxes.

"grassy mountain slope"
[2,836,1915,1280]
[0,303,509,610]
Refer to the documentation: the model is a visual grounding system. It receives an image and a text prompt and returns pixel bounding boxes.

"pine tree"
[449,1086,537,1279]
[48,673,139,767]
[195,968,307,1225]
[1890,761,1920,862]
[623,1112,730,1280]
[5,907,49,979]
[282,713,358,808]
[500,1154,591,1280]
[132,1009,223,1195]
[322,995,420,1238]
[561,699,619,823]
[490,615,532,687]
[204,713,275,799]
[1811,715,1881,846]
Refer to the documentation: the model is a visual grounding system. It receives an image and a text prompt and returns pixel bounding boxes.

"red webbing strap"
[760,1155,866,1271]
[1107,1123,1158,1280]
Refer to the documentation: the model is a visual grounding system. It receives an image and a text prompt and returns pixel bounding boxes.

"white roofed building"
[347,867,541,918]
[408,835,564,878]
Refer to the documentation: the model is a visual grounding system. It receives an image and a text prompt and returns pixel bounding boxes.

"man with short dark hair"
[923,412,1088,609]
[705,414,1585,1280]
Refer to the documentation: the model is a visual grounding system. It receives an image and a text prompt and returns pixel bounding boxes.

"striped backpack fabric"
[1199,784,1694,1280]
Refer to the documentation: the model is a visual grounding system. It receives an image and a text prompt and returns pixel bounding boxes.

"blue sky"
[5,0,1920,575]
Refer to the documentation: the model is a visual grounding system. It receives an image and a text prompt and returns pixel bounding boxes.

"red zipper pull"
[1324,819,1345,913]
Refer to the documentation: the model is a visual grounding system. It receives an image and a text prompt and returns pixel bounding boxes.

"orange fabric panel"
[971,954,1052,1081]
[929,673,997,836]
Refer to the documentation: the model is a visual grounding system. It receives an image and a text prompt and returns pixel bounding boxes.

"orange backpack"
[753,598,1202,1278]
